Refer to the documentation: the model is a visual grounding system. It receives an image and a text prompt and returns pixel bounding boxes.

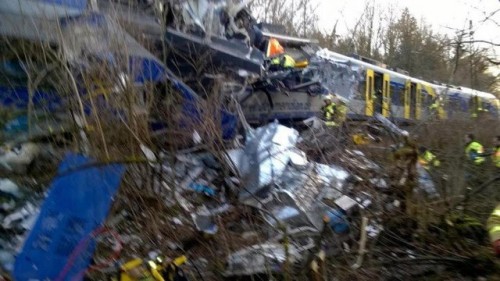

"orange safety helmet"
[267,38,285,57]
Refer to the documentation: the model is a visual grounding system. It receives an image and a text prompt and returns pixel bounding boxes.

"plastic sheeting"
[13,154,125,280]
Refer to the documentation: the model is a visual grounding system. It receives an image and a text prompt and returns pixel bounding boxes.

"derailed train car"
[241,41,500,124]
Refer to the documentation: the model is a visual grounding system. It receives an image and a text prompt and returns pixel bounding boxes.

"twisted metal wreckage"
[0,0,439,279]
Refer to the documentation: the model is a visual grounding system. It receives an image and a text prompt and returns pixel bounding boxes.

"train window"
[358,80,366,100]
[422,93,433,108]
[448,94,462,113]
[368,76,373,101]
[484,101,492,112]
[391,85,403,106]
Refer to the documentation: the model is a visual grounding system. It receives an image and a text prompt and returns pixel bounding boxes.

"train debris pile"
[0,117,466,280]
[0,0,498,280]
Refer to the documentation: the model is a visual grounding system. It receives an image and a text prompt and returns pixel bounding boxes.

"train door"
[373,72,384,115]
[408,82,419,119]
[404,80,411,119]
[415,83,422,120]
[382,73,390,117]
[470,95,482,117]
[365,69,374,116]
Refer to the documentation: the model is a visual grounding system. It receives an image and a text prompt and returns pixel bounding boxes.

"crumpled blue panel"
[13,154,125,281]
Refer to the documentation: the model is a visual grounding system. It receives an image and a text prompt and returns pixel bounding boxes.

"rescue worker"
[267,38,295,70]
[270,54,296,69]
[334,97,348,128]
[267,38,284,57]
[418,146,440,170]
[321,94,337,127]
[428,96,443,119]
[464,134,486,165]
[487,203,500,256]
[464,133,486,188]
[392,131,419,215]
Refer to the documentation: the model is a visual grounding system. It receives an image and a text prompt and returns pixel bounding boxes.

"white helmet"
[401,130,409,137]
[323,94,334,101]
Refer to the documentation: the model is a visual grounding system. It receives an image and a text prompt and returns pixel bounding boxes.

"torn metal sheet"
[225,122,299,199]
[60,13,166,84]
[340,150,381,172]
[165,27,264,75]
[182,0,211,32]
[181,0,229,36]
[334,195,359,214]
[180,166,204,188]
[191,213,218,235]
[366,221,383,238]
[305,50,365,114]
[191,204,231,235]
[288,149,308,169]
[374,113,408,137]
[0,200,16,212]
[241,72,328,124]
[0,143,40,174]
[0,249,15,272]
[314,163,350,193]
[0,179,21,198]
[260,162,348,231]
[224,243,301,277]
[370,178,389,189]
[2,202,39,230]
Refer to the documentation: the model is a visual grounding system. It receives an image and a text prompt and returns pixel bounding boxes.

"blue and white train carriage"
[241,45,499,125]
[313,48,499,122]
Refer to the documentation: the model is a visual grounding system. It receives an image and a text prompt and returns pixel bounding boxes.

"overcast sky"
[314,0,500,71]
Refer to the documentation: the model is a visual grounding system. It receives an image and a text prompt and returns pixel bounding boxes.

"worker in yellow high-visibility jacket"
[267,38,296,70]
[321,94,337,127]
[464,134,486,165]
[493,136,500,170]
[418,146,440,170]
[487,204,500,256]
[464,133,486,188]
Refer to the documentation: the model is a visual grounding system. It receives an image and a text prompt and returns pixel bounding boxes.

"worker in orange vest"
[267,38,295,70]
